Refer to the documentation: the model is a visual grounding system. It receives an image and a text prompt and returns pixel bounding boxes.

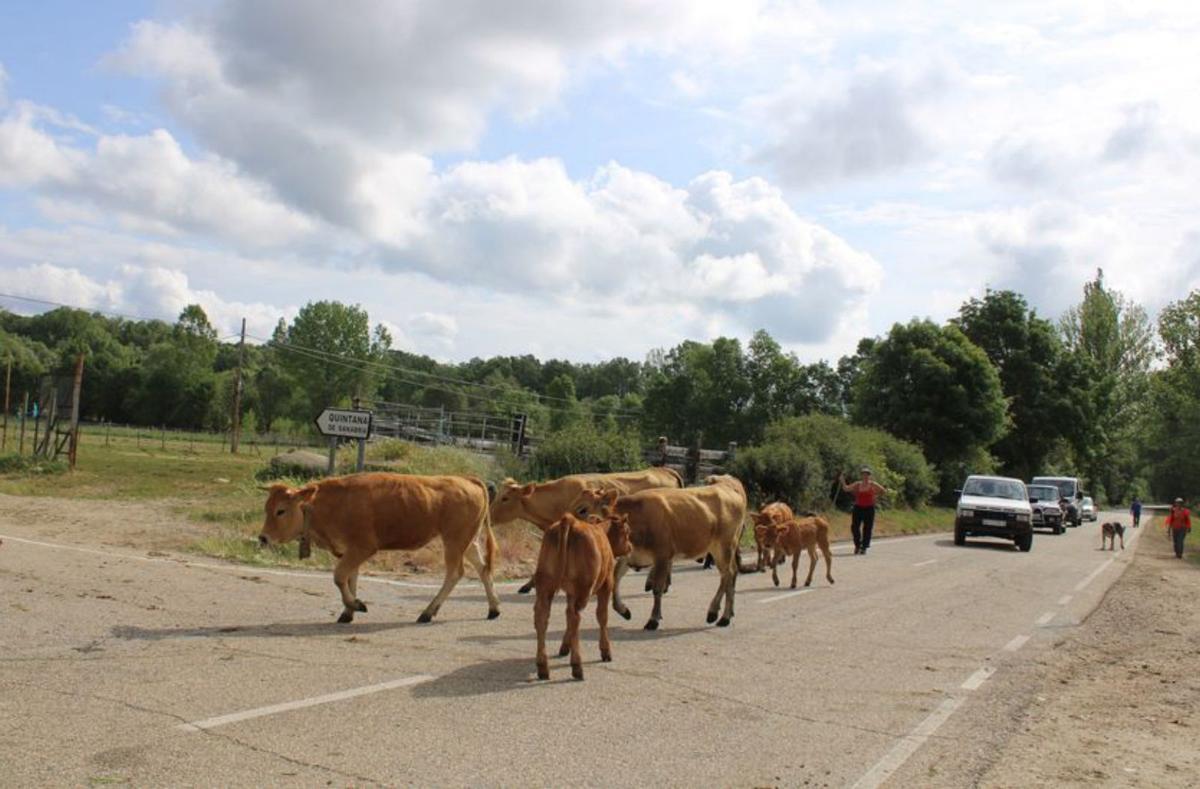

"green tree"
[954,290,1075,480]
[852,319,1006,497]
[280,301,391,418]
[1142,290,1200,501]
[642,337,753,446]
[127,305,219,428]
[546,373,581,431]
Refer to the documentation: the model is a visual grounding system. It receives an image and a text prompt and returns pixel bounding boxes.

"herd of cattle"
[258,467,835,681]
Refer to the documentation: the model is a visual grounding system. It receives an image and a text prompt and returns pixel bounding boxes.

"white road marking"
[1036,611,1055,626]
[0,533,522,589]
[757,589,814,604]
[850,697,964,789]
[1073,557,1115,592]
[960,667,995,691]
[1057,594,1073,606]
[177,674,434,732]
[1003,634,1030,652]
[912,559,937,567]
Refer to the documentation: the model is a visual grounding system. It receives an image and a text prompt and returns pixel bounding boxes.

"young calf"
[761,515,835,588]
[534,513,633,681]
[1101,521,1126,550]
[749,503,796,572]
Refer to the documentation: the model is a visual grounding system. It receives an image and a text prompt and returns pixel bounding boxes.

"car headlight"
[958,509,974,518]
[1016,513,1031,522]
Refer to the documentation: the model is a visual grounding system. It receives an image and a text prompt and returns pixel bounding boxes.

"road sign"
[315,408,373,439]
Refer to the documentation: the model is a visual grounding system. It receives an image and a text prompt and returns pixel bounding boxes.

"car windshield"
[1033,478,1076,499]
[1028,486,1059,501]
[963,478,1026,501]
[1083,497,1094,506]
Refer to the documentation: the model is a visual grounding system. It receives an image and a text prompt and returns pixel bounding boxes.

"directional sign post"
[315,408,373,473]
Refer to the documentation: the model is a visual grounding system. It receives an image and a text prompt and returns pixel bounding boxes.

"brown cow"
[572,474,748,630]
[490,468,683,593]
[258,473,500,624]
[760,515,835,589]
[533,513,633,681]
[749,502,795,571]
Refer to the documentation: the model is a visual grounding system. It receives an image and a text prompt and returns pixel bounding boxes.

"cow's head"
[572,488,618,519]
[603,513,633,558]
[753,523,772,548]
[489,478,537,525]
[258,483,316,547]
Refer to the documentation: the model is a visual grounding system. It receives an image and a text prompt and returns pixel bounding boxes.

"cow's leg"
[771,548,781,587]
[596,581,613,663]
[534,586,553,681]
[417,542,466,623]
[821,539,834,584]
[802,545,817,587]
[707,542,736,627]
[566,595,585,680]
[464,538,501,620]
[333,551,372,624]
[518,576,535,594]
[611,557,633,620]
[645,557,670,631]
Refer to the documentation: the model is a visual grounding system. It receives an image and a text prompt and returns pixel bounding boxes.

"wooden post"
[161,425,166,450]
[327,436,337,476]
[2,355,10,451]
[67,354,84,470]
[32,405,41,458]
[105,421,110,447]
[19,392,28,454]
[230,318,246,454]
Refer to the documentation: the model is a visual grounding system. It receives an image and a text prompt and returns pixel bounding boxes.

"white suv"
[954,475,1034,552]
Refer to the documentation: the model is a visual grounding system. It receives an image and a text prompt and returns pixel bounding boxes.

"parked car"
[1080,496,1097,521]
[1026,484,1065,535]
[955,475,1034,551]
[1031,476,1085,527]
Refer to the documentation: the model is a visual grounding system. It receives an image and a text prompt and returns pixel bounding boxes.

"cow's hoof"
[644,620,659,631]
[716,617,731,627]
[518,581,534,595]
[706,611,718,624]
[773,577,780,587]
[571,665,584,681]
[354,599,368,612]
[558,644,570,657]
[537,665,550,681]
[487,608,500,620]
[617,607,632,621]
[828,578,835,584]
[337,611,354,624]
[600,652,612,663]
[643,581,653,592]
[416,612,433,624]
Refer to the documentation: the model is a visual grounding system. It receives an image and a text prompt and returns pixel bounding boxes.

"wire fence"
[0,419,328,458]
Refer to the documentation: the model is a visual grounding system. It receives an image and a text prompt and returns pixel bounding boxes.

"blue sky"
[2,1,1198,362]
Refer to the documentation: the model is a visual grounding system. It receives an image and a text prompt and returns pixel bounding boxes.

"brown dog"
[1101,521,1125,550]
[533,513,632,681]
[761,515,835,588]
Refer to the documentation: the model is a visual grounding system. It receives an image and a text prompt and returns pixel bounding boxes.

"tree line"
[2,270,1196,504]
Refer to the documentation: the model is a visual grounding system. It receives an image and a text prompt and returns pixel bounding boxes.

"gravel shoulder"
[979,518,1200,787]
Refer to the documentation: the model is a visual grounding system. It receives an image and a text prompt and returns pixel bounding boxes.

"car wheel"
[954,525,965,546]
[1016,533,1033,552]
[1053,523,1063,535]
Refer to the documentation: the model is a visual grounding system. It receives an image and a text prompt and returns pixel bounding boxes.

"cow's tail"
[663,466,685,488]
[472,477,498,576]
[557,516,572,592]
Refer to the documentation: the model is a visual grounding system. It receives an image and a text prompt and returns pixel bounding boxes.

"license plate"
[982,518,1007,526]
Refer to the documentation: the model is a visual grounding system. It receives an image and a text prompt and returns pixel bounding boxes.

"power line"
[0,291,181,325]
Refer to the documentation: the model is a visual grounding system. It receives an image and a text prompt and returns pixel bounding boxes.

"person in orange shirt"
[840,467,889,555]
[1165,497,1192,559]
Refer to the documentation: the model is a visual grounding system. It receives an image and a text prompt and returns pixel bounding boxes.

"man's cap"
[1175,497,1184,504]
[860,466,872,475]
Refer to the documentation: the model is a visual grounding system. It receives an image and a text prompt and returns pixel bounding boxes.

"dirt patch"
[980,522,1200,787]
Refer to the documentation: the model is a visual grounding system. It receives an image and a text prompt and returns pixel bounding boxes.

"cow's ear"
[297,486,317,502]
[775,523,789,534]
[754,524,768,539]
[603,490,619,506]
[520,483,536,497]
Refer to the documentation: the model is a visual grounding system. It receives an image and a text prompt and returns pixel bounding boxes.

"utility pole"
[230,318,246,454]
[2,355,10,451]
[67,353,84,470]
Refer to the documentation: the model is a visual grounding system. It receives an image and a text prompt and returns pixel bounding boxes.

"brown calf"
[534,513,633,681]
[749,502,795,571]
[259,473,499,624]
[571,474,748,630]
[760,515,835,589]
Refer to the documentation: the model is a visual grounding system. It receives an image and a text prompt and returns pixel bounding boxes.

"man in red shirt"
[1165,497,1192,559]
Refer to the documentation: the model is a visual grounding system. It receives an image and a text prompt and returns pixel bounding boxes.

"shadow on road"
[932,539,1020,552]
[457,623,708,649]
[111,619,429,641]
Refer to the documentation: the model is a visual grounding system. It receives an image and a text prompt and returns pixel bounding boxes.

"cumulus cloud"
[1102,102,1162,163]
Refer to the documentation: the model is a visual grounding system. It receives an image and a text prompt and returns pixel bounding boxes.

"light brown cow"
[760,515,835,589]
[490,468,683,593]
[572,474,748,630]
[749,502,795,571]
[258,473,500,624]
[533,513,633,681]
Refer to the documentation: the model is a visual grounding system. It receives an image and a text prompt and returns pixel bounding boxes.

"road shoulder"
[979,521,1200,787]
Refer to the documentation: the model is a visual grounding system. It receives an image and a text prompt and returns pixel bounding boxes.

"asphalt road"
[0,508,1141,787]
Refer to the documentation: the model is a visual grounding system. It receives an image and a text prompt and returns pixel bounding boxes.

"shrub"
[0,453,69,475]
[727,414,936,510]
[528,422,645,480]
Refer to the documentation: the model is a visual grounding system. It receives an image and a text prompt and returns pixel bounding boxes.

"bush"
[727,414,936,510]
[529,422,645,480]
